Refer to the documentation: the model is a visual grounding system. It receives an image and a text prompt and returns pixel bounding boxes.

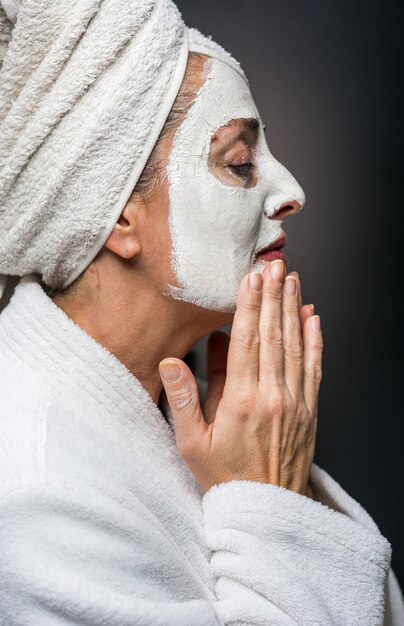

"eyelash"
[228,163,255,178]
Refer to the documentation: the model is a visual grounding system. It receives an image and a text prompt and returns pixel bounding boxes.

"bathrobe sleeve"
[1,470,402,626]
[309,463,404,626]
[201,461,402,626]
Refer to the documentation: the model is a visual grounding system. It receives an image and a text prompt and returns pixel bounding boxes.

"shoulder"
[0,352,56,497]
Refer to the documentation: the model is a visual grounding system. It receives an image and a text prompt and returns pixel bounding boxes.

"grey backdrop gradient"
[176,0,403,587]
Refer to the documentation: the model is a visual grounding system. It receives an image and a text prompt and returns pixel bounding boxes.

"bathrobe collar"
[0,274,391,539]
[2,273,200,465]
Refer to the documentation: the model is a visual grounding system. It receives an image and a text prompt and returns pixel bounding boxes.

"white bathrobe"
[0,275,403,626]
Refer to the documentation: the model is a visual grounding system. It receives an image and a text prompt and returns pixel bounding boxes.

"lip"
[254,233,286,262]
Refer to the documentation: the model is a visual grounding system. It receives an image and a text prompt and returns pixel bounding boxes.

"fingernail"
[309,304,315,312]
[284,276,297,295]
[249,272,262,291]
[160,361,181,382]
[290,271,299,279]
[310,315,321,331]
[270,259,285,281]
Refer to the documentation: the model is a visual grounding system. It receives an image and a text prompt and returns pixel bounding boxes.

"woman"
[0,1,403,624]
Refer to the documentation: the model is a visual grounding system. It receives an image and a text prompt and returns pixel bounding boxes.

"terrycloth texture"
[0,0,243,300]
[0,276,403,625]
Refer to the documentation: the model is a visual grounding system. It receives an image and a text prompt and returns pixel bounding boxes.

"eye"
[228,162,255,178]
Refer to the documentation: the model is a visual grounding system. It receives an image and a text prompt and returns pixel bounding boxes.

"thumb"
[159,358,207,455]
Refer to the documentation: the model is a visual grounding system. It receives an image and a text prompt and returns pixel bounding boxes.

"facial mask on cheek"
[165,58,282,313]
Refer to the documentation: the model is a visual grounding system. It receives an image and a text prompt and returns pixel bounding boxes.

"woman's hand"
[159,260,323,495]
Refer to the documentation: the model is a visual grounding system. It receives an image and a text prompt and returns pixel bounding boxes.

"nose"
[271,199,302,221]
[262,158,306,221]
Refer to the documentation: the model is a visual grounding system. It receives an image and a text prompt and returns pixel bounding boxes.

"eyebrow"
[212,118,260,150]
[208,117,261,150]
[225,118,260,134]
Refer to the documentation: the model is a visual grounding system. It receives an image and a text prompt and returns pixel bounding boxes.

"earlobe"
[104,196,143,260]
[104,234,141,259]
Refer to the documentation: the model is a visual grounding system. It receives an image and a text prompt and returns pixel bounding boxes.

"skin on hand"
[159,259,323,496]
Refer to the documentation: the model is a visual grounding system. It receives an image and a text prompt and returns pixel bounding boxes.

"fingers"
[300,304,315,333]
[303,314,324,416]
[282,275,303,396]
[284,270,323,408]
[289,271,302,311]
[159,359,207,456]
[225,272,262,390]
[204,331,230,423]
[290,271,313,333]
[225,262,321,420]
[258,260,286,384]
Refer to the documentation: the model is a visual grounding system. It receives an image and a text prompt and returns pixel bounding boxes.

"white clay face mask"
[165,57,305,313]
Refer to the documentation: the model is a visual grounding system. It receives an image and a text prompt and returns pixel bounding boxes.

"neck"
[53,267,231,405]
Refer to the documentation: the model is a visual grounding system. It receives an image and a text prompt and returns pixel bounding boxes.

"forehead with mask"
[165,56,306,313]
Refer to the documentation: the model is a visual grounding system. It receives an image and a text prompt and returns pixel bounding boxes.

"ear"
[104,194,143,259]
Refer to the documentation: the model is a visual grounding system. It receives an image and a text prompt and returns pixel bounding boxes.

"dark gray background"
[176,0,403,586]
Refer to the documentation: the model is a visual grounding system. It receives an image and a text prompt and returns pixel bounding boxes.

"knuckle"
[170,387,196,412]
[283,299,298,315]
[244,298,262,315]
[262,321,283,347]
[266,284,283,303]
[269,389,286,417]
[237,330,260,352]
[305,364,323,385]
[283,336,303,360]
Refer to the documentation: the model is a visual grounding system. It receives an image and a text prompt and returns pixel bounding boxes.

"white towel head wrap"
[0,0,245,301]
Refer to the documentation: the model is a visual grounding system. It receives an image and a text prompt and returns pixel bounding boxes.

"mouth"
[253,233,287,263]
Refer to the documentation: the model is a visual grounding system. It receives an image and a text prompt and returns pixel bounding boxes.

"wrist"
[305,480,317,501]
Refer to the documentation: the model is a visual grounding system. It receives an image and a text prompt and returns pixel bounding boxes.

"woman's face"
[142,56,305,314]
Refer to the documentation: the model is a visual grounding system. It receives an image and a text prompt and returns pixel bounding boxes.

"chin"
[251,255,289,274]
[166,283,237,315]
